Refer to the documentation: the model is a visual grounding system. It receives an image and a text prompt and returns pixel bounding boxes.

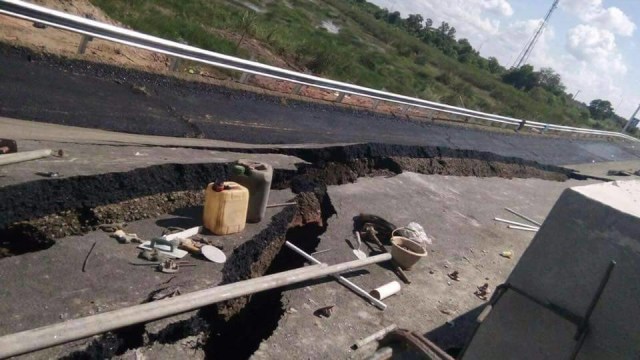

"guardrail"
[0,0,637,142]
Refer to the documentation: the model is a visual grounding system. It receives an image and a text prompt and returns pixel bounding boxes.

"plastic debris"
[138,248,166,262]
[201,245,227,263]
[158,259,179,273]
[111,229,142,244]
[395,222,432,249]
[35,171,59,178]
[98,223,127,232]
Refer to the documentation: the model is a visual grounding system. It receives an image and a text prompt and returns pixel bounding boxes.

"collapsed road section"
[0,137,607,359]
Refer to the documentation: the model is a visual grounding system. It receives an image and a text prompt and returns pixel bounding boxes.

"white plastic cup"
[370,281,401,300]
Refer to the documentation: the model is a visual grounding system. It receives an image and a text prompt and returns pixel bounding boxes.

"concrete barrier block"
[464,180,640,359]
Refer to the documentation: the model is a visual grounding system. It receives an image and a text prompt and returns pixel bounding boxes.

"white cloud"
[482,0,514,17]
[561,0,636,36]
[367,0,512,37]
[566,24,627,74]
[367,0,638,117]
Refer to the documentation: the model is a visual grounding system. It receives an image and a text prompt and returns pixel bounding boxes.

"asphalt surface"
[1,45,639,165]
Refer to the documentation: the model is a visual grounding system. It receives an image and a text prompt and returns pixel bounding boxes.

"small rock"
[287,307,298,314]
[448,271,460,281]
[314,305,335,318]
[500,250,513,259]
[440,309,453,315]
[474,283,491,301]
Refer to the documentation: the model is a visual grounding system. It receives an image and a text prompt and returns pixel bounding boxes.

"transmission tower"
[511,0,560,69]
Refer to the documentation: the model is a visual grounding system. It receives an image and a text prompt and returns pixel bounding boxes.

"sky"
[367,0,640,119]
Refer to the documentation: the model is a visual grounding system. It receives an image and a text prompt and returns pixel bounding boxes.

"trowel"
[352,231,367,260]
[138,237,188,259]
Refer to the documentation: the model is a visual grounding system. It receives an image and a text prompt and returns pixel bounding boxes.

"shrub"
[435,72,453,85]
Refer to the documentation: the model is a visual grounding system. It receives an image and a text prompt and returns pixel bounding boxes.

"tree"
[487,57,502,74]
[374,8,389,20]
[405,14,423,35]
[588,99,614,120]
[437,21,451,38]
[447,26,456,40]
[502,65,539,91]
[537,67,565,95]
[424,18,433,29]
[386,11,402,26]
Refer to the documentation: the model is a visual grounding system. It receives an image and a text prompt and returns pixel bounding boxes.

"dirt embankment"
[0,2,473,124]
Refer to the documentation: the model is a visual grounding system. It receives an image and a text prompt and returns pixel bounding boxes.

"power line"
[511,0,560,69]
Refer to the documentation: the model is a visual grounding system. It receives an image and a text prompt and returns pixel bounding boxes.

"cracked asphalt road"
[1,45,639,165]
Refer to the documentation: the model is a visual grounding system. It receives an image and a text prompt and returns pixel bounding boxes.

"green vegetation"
[90,0,633,133]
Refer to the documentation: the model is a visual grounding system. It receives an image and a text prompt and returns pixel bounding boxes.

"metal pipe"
[0,148,52,166]
[285,241,387,310]
[0,253,391,358]
[266,202,297,208]
[0,0,635,142]
[504,208,542,227]
[494,218,539,229]
[507,225,539,232]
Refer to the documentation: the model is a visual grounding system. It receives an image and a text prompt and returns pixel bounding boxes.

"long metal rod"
[494,218,539,229]
[0,253,391,358]
[285,241,387,310]
[575,260,616,340]
[504,208,542,227]
[0,0,636,142]
[353,324,398,349]
[507,225,539,232]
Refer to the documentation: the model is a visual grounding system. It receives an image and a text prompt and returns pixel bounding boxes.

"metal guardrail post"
[292,83,303,95]
[239,72,252,84]
[401,104,410,116]
[168,57,181,72]
[335,92,346,103]
[517,119,526,131]
[371,99,380,110]
[76,34,92,54]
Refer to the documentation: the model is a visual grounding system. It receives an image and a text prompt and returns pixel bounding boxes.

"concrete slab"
[252,173,599,359]
[0,189,293,357]
[463,290,577,360]
[0,140,305,188]
[464,180,640,359]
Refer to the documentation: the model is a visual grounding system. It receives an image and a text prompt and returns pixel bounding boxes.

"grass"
[90,0,630,134]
